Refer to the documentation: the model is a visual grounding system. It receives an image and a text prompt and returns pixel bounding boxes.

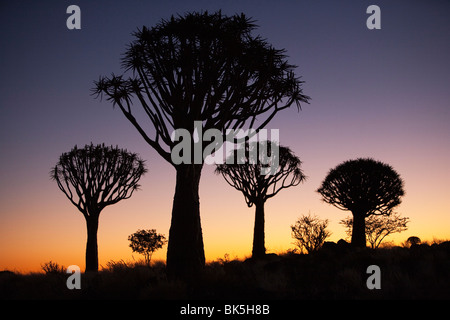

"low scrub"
[1,242,450,299]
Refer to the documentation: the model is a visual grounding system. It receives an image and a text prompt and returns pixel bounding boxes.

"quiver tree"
[92,11,309,279]
[51,143,147,272]
[317,158,405,248]
[215,141,306,258]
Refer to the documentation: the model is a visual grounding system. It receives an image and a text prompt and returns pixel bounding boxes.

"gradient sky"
[1,0,449,273]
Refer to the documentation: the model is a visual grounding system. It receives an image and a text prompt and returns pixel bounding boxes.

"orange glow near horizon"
[1,160,449,274]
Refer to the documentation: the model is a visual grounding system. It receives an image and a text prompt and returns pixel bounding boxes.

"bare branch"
[93,12,310,166]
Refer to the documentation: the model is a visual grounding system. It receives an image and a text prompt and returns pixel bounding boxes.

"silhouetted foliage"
[215,141,306,258]
[41,261,65,275]
[128,229,167,266]
[51,143,147,272]
[291,213,331,253]
[317,158,405,248]
[406,236,421,247]
[93,11,309,280]
[340,213,409,248]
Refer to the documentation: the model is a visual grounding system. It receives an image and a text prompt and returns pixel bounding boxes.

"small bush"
[291,213,331,253]
[41,261,65,275]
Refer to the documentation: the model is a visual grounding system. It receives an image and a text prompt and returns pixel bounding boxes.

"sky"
[0,0,449,273]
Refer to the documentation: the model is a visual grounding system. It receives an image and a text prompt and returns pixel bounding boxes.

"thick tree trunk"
[351,212,366,248]
[166,164,205,281]
[252,198,266,259]
[85,214,99,272]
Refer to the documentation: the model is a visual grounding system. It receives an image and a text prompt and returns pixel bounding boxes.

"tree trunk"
[166,164,205,281]
[85,214,99,272]
[252,198,266,259]
[351,212,366,248]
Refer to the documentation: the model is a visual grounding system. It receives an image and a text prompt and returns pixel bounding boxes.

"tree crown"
[317,158,405,216]
[93,11,310,165]
[215,141,306,206]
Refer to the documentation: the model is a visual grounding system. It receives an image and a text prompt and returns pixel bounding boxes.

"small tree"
[216,141,306,258]
[291,214,331,253]
[340,213,409,249]
[93,11,310,280]
[317,158,405,248]
[128,229,167,266]
[51,143,147,272]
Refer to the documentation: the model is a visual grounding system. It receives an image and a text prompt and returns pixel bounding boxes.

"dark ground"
[1,241,450,300]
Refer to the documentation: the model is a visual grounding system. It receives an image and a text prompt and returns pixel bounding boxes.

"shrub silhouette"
[216,141,306,258]
[406,236,421,247]
[51,143,147,272]
[291,213,331,253]
[128,229,167,266]
[93,11,309,280]
[317,158,405,248]
[41,261,65,275]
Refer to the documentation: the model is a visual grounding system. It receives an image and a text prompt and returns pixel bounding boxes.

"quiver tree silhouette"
[51,143,147,272]
[291,213,331,253]
[215,141,306,258]
[317,158,405,248]
[93,11,309,279]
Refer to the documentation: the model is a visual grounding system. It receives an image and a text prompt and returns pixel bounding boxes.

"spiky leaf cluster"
[317,158,404,216]
[92,11,309,165]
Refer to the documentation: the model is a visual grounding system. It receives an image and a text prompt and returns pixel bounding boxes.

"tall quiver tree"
[215,141,306,258]
[93,12,309,279]
[51,143,147,272]
[317,158,405,248]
